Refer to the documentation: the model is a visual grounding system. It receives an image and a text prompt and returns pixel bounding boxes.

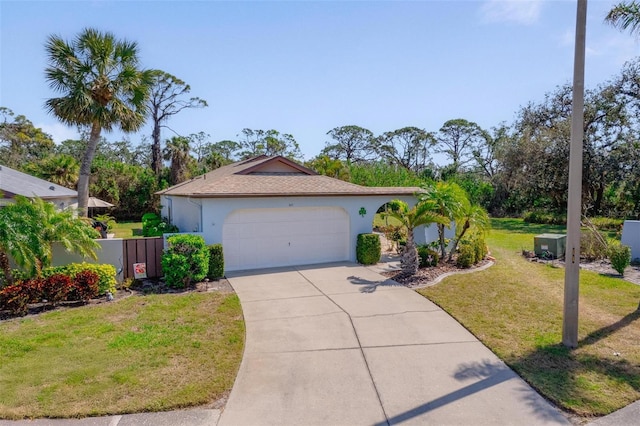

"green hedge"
[142,212,179,237]
[609,243,631,275]
[208,244,224,280]
[357,234,381,265]
[456,233,488,269]
[162,234,209,288]
[417,245,439,268]
[43,263,117,295]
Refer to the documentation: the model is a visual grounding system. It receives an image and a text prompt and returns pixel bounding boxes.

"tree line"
[3,4,640,221]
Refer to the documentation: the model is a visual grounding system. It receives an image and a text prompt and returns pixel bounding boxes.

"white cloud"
[37,122,79,143]
[480,0,544,25]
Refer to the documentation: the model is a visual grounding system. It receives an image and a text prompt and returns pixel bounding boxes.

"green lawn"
[0,292,244,419]
[373,213,402,229]
[110,221,143,238]
[417,218,640,418]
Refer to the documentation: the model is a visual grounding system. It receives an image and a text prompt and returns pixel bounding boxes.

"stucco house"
[0,164,77,209]
[158,155,425,271]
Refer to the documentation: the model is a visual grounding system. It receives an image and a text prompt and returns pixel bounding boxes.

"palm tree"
[605,1,640,36]
[419,181,470,259]
[23,154,79,188]
[164,136,193,185]
[385,200,448,276]
[448,203,491,262]
[44,28,152,217]
[0,196,99,282]
[0,202,39,285]
[27,197,100,276]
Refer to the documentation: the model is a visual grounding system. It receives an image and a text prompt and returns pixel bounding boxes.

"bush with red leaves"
[69,270,100,302]
[41,274,72,305]
[0,283,30,316]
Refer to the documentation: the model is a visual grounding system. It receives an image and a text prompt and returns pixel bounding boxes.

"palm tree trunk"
[401,230,419,276]
[0,251,14,287]
[438,224,446,259]
[77,122,102,217]
[448,221,470,262]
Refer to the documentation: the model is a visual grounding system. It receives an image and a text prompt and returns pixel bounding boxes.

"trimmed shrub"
[0,283,30,315]
[456,241,475,268]
[417,245,439,268]
[357,233,381,265]
[162,234,209,288]
[41,274,73,304]
[590,216,624,232]
[207,244,225,280]
[69,270,100,301]
[43,263,117,296]
[609,243,631,276]
[142,212,179,237]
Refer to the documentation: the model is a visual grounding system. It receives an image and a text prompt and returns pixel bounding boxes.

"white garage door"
[223,207,350,271]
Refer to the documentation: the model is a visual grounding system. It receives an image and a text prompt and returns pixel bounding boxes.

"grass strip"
[417,218,640,418]
[0,292,244,419]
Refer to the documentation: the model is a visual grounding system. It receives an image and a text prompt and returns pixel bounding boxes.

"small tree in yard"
[609,243,631,276]
[384,199,448,276]
[162,234,209,288]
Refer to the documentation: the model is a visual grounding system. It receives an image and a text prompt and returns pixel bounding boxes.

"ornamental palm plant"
[45,28,152,217]
[385,200,448,276]
[448,203,491,262]
[0,201,39,286]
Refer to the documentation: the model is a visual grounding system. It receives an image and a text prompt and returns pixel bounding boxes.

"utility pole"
[563,0,587,349]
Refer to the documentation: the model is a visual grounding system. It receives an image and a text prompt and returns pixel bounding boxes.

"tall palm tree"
[419,181,470,259]
[605,1,640,36]
[385,200,448,276]
[44,28,152,217]
[164,136,192,185]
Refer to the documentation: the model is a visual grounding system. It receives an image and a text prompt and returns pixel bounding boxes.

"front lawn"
[110,221,143,238]
[417,218,640,419]
[0,292,244,419]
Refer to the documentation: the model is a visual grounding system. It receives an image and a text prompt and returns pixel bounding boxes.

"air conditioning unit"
[534,234,567,259]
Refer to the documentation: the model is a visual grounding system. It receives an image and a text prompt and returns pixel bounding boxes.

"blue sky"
[1,0,638,161]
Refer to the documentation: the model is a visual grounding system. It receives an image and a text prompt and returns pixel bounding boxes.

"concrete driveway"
[219,262,571,426]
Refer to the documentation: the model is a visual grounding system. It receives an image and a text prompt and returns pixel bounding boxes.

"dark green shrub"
[523,211,566,225]
[357,234,381,265]
[142,212,179,237]
[162,234,209,288]
[207,244,225,280]
[417,245,439,267]
[456,241,475,268]
[609,243,631,276]
[44,263,116,295]
[472,234,488,262]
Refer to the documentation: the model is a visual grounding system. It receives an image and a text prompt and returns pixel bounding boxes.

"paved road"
[219,262,571,426]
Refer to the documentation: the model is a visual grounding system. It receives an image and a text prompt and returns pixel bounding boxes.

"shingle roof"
[157,156,421,198]
[0,165,77,199]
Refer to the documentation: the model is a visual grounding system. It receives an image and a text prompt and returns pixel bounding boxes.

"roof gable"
[157,156,421,198]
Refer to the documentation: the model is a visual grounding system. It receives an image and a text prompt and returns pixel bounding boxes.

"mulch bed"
[382,258,494,288]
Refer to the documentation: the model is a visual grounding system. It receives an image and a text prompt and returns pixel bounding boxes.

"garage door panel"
[222,207,350,271]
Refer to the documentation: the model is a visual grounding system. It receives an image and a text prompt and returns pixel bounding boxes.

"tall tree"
[0,107,54,168]
[45,28,152,217]
[376,127,435,173]
[148,70,207,177]
[436,119,489,175]
[164,136,193,185]
[237,129,302,160]
[322,125,375,163]
[606,1,640,35]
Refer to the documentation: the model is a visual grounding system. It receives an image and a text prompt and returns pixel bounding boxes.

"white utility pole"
[563,0,587,349]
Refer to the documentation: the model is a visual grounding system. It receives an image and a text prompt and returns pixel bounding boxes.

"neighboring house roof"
[157,156,422,198]
[0,164,77,199]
